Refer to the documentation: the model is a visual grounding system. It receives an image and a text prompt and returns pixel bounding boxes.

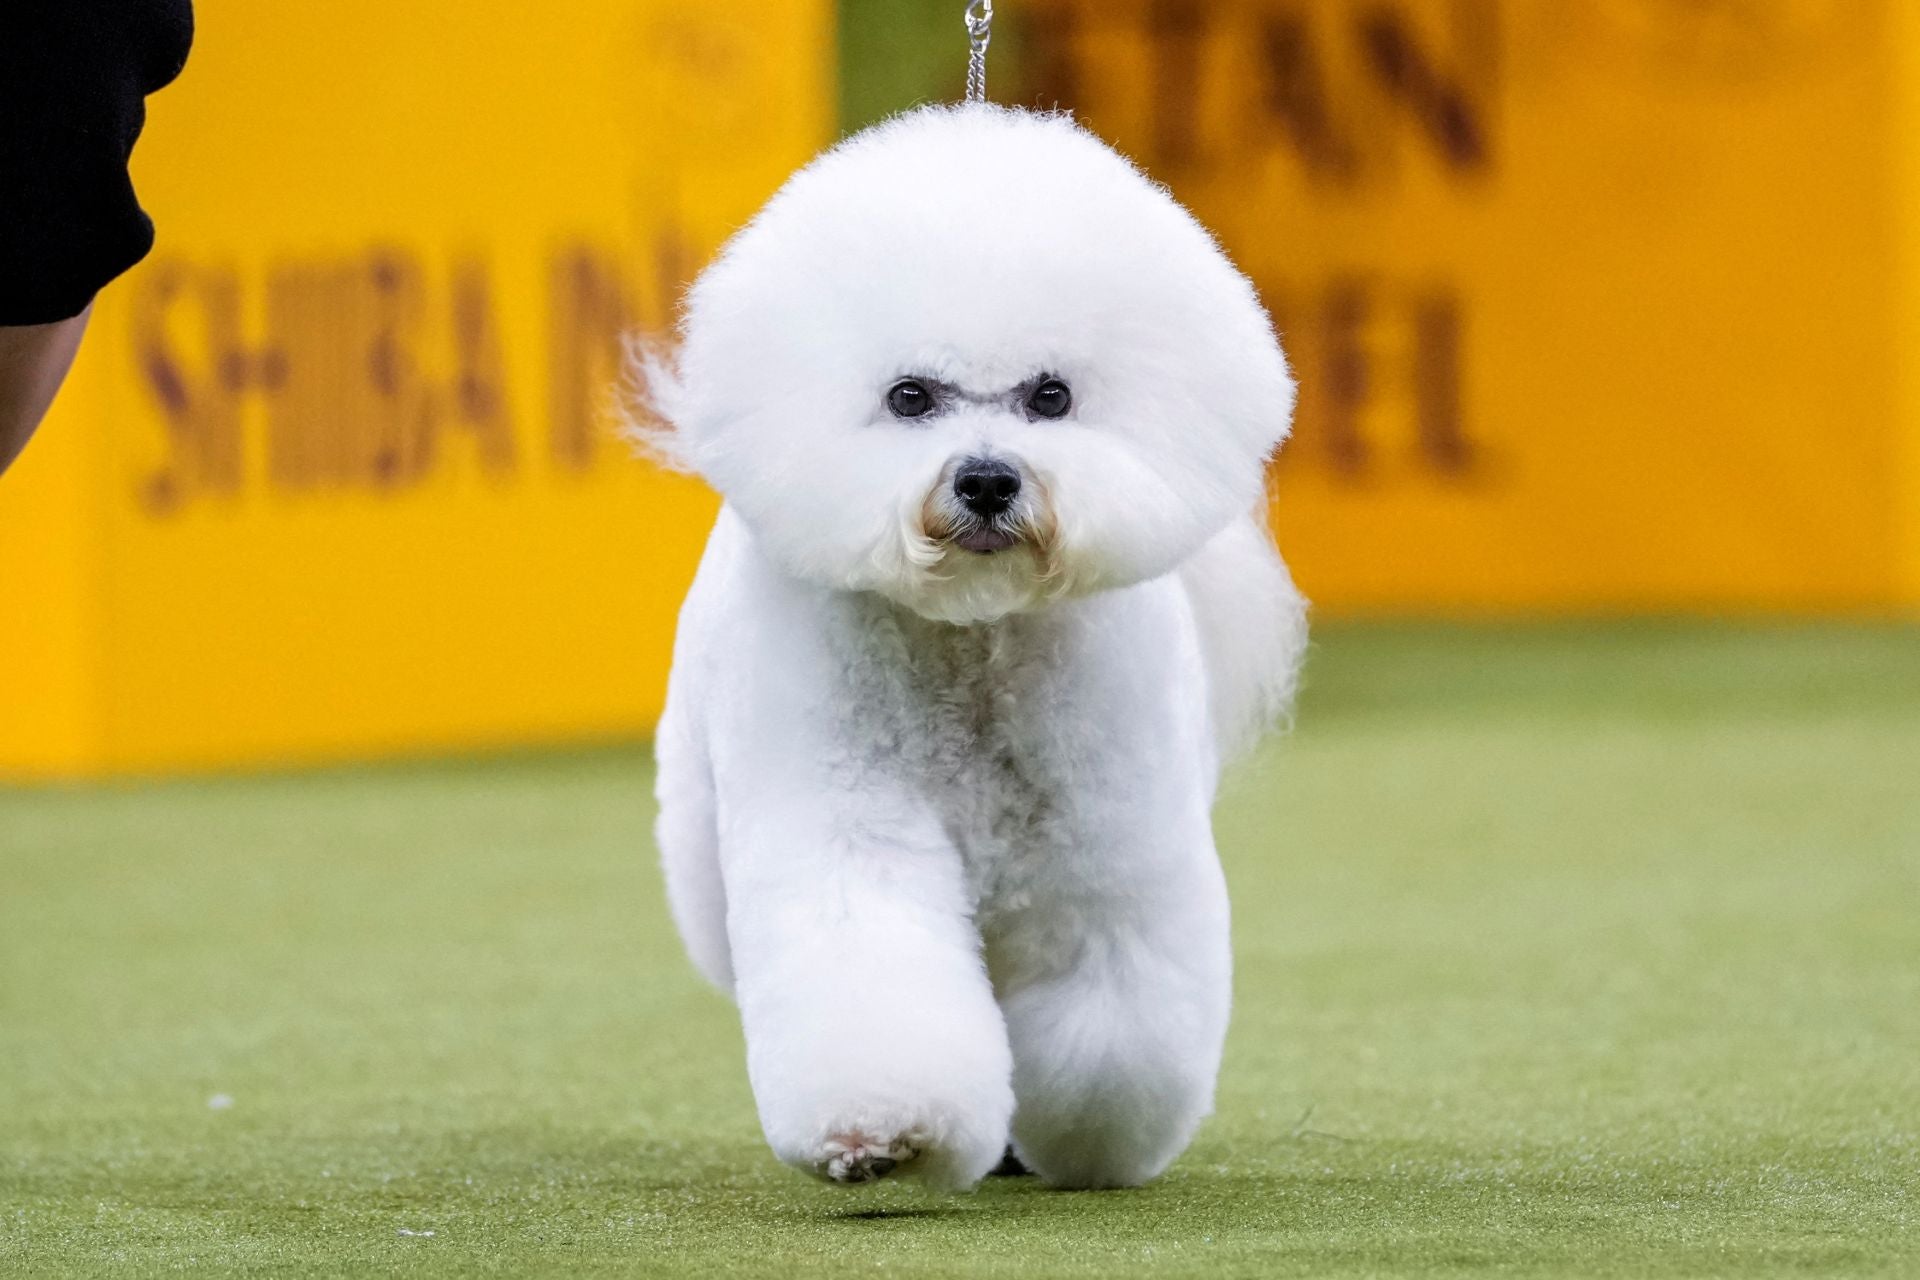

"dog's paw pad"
[820,1132,920,1184]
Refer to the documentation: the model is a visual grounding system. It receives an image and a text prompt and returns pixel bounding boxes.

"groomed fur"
[642,105,1307,1192]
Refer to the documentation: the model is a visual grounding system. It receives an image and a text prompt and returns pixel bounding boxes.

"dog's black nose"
[953,458,1021,517]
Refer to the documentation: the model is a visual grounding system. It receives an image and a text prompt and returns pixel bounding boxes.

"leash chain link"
[965,0,993,104]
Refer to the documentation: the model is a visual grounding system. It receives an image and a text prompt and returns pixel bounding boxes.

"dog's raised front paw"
[819,1131,922,1184]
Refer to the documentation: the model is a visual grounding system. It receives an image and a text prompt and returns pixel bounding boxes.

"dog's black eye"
[1026,378,1072,419]
[887,379,934,419]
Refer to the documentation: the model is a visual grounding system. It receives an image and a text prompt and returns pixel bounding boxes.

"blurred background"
[1,0,1916,777]
[5,7,1917,1272]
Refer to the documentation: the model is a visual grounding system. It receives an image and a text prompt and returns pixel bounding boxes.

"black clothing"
[1,0,193,325]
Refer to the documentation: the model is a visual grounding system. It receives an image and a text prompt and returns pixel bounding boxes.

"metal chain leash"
[964,0,993,104]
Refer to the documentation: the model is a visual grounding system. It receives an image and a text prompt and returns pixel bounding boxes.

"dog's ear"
[620,333,698,474]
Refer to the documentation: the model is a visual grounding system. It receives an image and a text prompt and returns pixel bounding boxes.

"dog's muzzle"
[949,458,1021,553]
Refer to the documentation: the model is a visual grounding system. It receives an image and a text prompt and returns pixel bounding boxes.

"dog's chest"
[832,607,1086,914]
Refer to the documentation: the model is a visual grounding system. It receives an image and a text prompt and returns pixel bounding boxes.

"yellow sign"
[0,0,833,778]
[1023,0,1920,612]
[8,0,1919,779]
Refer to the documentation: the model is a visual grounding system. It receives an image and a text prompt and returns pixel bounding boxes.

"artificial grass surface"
[3,624,1917,1278]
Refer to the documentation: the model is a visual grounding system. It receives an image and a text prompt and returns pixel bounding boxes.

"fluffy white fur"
[642,105,1307,1192]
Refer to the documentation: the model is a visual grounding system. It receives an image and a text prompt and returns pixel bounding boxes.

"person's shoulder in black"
[0,0,194,326]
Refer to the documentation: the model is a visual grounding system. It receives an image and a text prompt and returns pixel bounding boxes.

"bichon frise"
[639,105,1306,1192]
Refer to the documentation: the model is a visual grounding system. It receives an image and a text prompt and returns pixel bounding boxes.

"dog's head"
[641,105,1292,624]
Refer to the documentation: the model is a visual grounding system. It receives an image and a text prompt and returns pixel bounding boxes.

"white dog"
[640,105,1306,1192]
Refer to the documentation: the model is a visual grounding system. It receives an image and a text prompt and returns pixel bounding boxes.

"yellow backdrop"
[4,0,1918,778]
[0,0,831,777]
[1017,0,1920,614]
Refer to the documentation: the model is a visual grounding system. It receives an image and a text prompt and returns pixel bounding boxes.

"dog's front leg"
[722,799,1014,1191]
[994,821,1234,1190]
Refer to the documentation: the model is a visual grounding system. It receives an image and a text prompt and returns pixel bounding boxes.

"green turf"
[4,624,1917,1278]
